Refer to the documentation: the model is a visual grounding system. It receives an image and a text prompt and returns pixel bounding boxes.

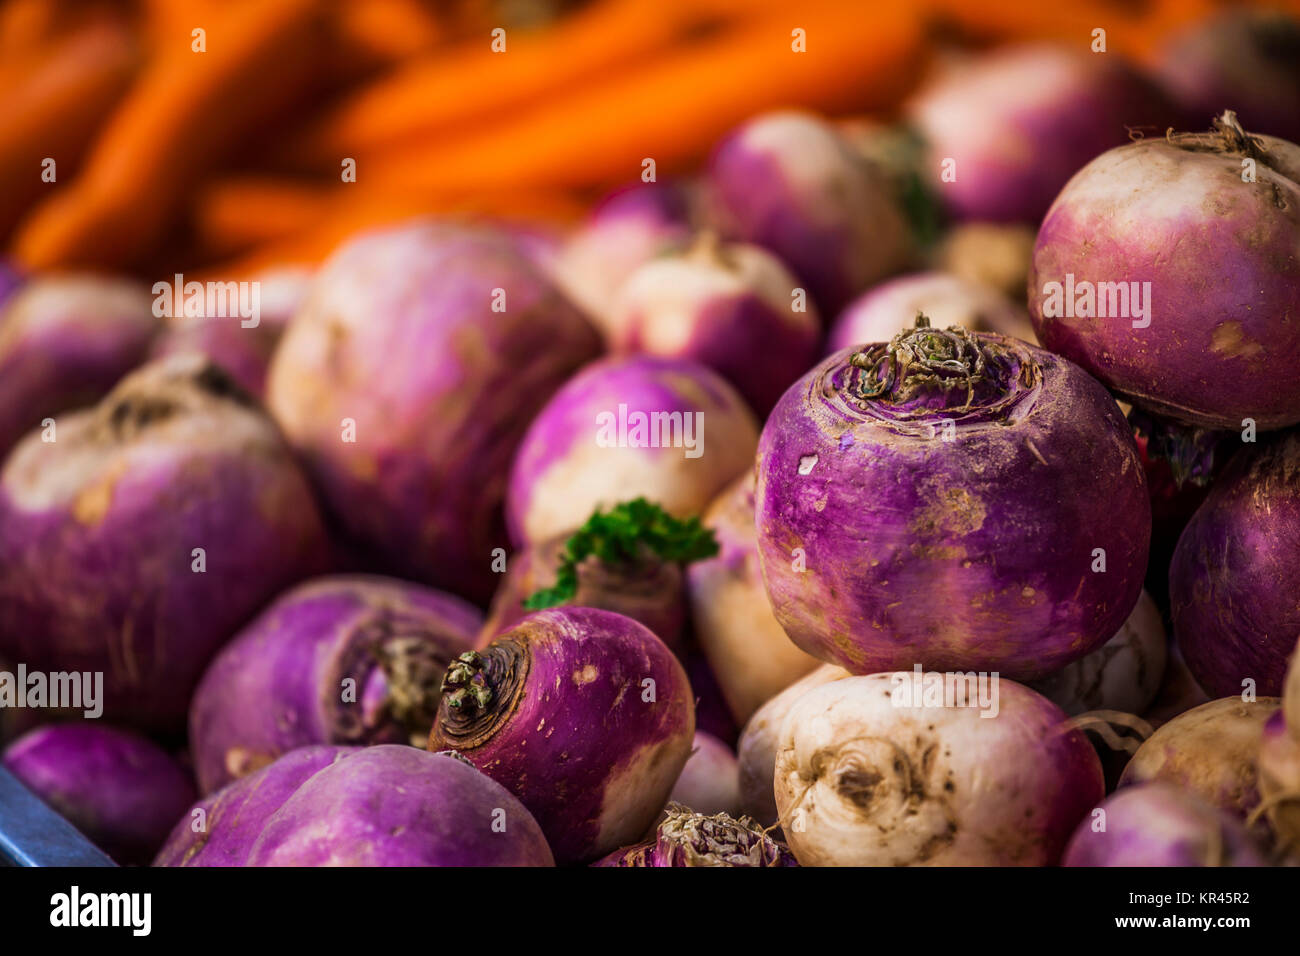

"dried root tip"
[441,651,494,715]
[655,803,796,867]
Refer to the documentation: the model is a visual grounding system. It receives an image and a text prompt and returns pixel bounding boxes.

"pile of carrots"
[0,0,1290,280]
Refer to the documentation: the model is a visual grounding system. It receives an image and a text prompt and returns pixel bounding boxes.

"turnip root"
[669,731,741,817]
[756,318,1150,679]
[1120,696,1280,822]
[907,45,1179,223]
[930,222,1036,301]
[704,111,912,314]
[3,724,196,865]
[267,220,601,602]
[1029,112,1300,429]
[609,234,820,415]
[774,675,1103,865]
[688,474,821,725]
[1029,589,1166,717]
[827,271,1033,352]
[1257,710,1300,853]
[0,354,328,729]
[1062,783,1266,867]
[593,804,795,867]
[1171,433,1300,697]
[428,607,694,863]
[0,274,159,457]
[189,575,482,793]
[506,355,757,547]
[737,664,850,825]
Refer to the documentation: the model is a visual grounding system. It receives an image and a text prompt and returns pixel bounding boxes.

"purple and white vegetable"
[189,575,482,794]
[773,675,1103,865]
[755,318,1150,679]
[0,354,328,730]
[593,804,795,867]
[3,724,196,865]
[1029,112,1300,429]
[428,606,694,863]
[267,220,602,602]
[506,355,757,547]
[668,731,741,817]
[1258,710,1300,852]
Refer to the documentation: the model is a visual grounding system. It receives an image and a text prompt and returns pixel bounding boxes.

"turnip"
[688,473,821,725]
[931,222,1036,301]
[669,731,741,817]
[267,220,602,602]
[756,317,1150,679]
[827,271,1033,353]
[3,724,196,865]
[608,234,820,415]
[1257,710,1300,853]
[0,354,329,729]
[593,804,795,867]
[704,111,912,314]
[907,44,1179,223]
[428,606,694,863]
[506,355,757,547]
[1143,639,1211,729]
[0,274,159,457]
[1029,112,1300,429]
[1171,433,1300,697]
[683,648,740,746]
[1120,696,1280,822]
[773,675,1103,865]
[737,663,850,825]
[189,575,482,794]
[1029,589,1166,717]
[1062,783,1267,867]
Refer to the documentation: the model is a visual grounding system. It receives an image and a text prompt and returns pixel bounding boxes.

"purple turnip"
[907,44,1179,223]
[688,473,821,725]
[427,606,694,863]
[1029,112,1300,429]
[755,317,1150,679]
[593,804,795,867]
[3,724,196,865]
[0,274,159,457]
[773,674,1103,866]
[609,234,820,415]
[669,731,740,817]
[189,575,482,794]
[1062,782,1267,867]
[0,354,329,729]
[704,110,912,314]
[506,355,757,547]
[266,220,602,602]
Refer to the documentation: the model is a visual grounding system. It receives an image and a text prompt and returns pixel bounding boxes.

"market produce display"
[3,0,1300,875]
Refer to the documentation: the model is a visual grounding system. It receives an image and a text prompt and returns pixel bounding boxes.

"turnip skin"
[688,474,821,725]
[669,731,741,817]
[3,724,196,865]
[773,675,1103,866]
[1171,433,1300,698]
[0,274,159,457]
[0,355,329,730]
[190,575,482,794]
[266,220,602,602]
[428,607,695,864]
[756,326,1149,679]
[1062,783,1267,867]
[704,111,912,315]
[1029,119,1300,430]
[505,355,758,547]
[1258,710,1300,852]
[1120,696,1281,822]
[593,803,796,867]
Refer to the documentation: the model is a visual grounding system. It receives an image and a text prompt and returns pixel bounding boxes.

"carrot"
[361,0,927,194]
[13,0,324,271]
[192,176,335,256]
[0,19,138,241]
[328,0,446,69]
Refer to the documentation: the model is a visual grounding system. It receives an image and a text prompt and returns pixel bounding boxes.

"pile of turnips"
[4,15,1300,869]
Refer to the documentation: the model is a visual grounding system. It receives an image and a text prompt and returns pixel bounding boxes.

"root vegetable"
[669,731,740,816]
[930,221,1035,301]
[506,355,758,547]
[266,220,601,602]
[1257,710,1300,853]
[756,317,1150,679]
[0,354,329,729]
[190,574,482,794]
[593,804,795,867]
[428,606,694,863]
[3,724,196,865]
[773,675,1103,865]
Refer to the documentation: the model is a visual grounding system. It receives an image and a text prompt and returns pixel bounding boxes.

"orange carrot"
[13,0,324,271]
[328,0,446,69]
[192,177,335,256]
